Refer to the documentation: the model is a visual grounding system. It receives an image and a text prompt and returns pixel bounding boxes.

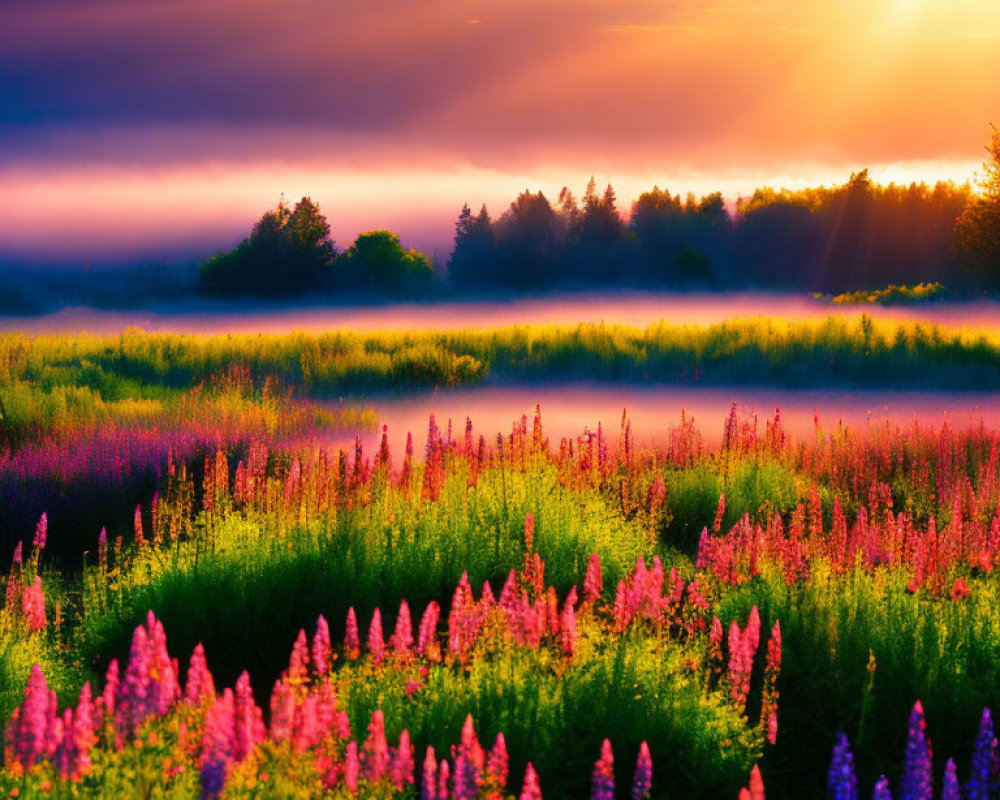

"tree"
[953,125,1000,289]
[449,204,497,288]
[342,230,435,294]
[200,197,337,296]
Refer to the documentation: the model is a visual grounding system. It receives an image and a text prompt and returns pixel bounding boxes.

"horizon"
[3,0,998,266]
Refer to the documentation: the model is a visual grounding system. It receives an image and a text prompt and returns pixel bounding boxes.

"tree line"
[201,128,1000,297]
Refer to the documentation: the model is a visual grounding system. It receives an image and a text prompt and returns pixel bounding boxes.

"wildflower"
[525,513,535,551]
[454,715,484,799]
[632,741,652,800]
[6,664,51,768]
[344,741,360,794]
[184,643,216,706]
[33,513,47,551]
[362,710,390,783]
[345,607,360,659]
[133,505,144,546]
[438,759,451,799]
[559,596,578,659]
[748,765,765,800]
[486,733,509,790]
[369,609,386,664]
[418,601,441,660]
[966,707,994,800]
[98,529,107,569]
[200,690,235,800]
[392,730,415,789]
[233,671,264,761]
[269,680,295,742]
[591,739,615,800]
[288,629,309,684]
[312,615,331,675]
[942,759,960,800]
[901,701,932,800]
[520,762,543,800]
[828,733,858,800]
[951,578,970,601]
[393,600,414,659]
[22,576,46,631]
[13,541,22,566]
[872,776,893,800]
[102,659,119,719]
[423,747,439,800]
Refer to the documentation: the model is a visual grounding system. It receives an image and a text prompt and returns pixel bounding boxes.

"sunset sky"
[3,0,999,264]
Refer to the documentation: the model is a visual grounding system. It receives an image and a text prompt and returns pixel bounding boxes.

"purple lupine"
[901,701,933,800]
[872,776,893,800]
[392,729,415,789]
[33,513,47,551]
[591,739,615,800]
[345,607,360,659]
[966,708,994,800]
[369,608,386,664]
[423,746,439,800]
[487,732,509,789]
[520,762,543,800]
[184,643,215,706]
[312,615,331,675]
[632,741,652,800]
[393,600,414,659]
[828,732,858,800]
[942,759,960,800]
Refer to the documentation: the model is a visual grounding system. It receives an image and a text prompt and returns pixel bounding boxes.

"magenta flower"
[22,575,46,631]
[200,689,235,800]
[560,597,578,659]
[269,679,295,742]
[438,759,452,800]
[486,733,509,789]
[632,741,652,800]
[12,541,22,566]
[417,601,441,659]
[312,615,331,675]
[591,739,615,800]
[7,663,52,768]
[233,671,265,761]
[98,528,107,568]
[422,746,439,800]
[872,776,893,800]
[362,709,390,783]
[184,643,216,706]
[369,608,386,664]
[101,659,119,719]
[520,762,543,800]
[344,740,360,793]
[454,714,484,799]
[966,707,994,800]
[942,758,960,800]
[33,513,47,551]
[288,629,309,684]
[345,607,360,659]
[392,729,415,789]
[393,600,414,658]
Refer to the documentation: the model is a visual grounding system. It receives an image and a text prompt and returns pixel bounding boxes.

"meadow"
[1,320,1000,798]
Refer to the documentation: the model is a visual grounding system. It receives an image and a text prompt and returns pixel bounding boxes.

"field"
[1,320,1000,799]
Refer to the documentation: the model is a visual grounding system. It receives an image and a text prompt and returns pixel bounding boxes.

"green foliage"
[953,125,1000,289]
[341,230,435,294]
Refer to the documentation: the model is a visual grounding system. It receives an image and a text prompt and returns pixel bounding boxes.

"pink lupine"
[102,659,119,719]
[362,709,390,783]
[632,741,652,800]
[423,746,439,800]
[133,504,144,546]
[22,575,46,631]
[233,671,265,760]
[560,597,578,659]
[480,580,495,608]
[418,601,441,660]
[7,663,51,768]
[200,689,235,800]
[393,600,414,659]
[345,607,360,660]
[520,762,543,800]
[392,730,415,789]
[499,571,518,610]
[486,733,509,790]
[545,586,560,637]
[33,513,47,551]
[748,764,765,800]
[184,643,216,706]
[369,608,386,664]
[613,579,632,632]
[313,615,332,675]
[591,738,615,800]
[344,741,360,794]
[713,494,725,534]
[269,679,295,742]
[316,676,351,740]
[98,528,107,569]
[292,694,318,753]
[73,682,97,761]
[438,759,452,800]
[13,541,22,566]
[288,629,309,684]
[454,714,485,799]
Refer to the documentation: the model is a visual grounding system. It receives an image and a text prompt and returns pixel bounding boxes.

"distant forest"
[198,154,1000,298]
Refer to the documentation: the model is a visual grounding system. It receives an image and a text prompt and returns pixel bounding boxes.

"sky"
[2,0,999,265]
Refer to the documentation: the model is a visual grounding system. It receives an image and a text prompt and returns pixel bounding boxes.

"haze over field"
[2,0,998,264]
